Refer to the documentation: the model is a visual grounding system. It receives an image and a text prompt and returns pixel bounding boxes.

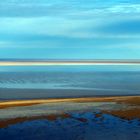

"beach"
[0,95,140,140]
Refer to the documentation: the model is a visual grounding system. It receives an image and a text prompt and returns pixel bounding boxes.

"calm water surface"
[0,65,140,99]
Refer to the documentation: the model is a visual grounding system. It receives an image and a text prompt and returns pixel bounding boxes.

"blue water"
[0,111,140,140]
[0,65,140,98]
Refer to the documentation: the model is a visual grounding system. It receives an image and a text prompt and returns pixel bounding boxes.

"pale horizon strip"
[0,61,140,66]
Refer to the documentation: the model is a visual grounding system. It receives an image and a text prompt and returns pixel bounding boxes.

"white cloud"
[107,4,140,13]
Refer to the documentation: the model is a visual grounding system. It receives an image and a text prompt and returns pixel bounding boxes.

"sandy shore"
[0,96,140,128]
[0,95,140,109]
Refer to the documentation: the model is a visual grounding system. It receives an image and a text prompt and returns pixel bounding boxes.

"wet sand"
[0,95,140,109]
[0,96,140,128]
[103,108,140,120]
[0,96,140,140]
[0,113,72,128]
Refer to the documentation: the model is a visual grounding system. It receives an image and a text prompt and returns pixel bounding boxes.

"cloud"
[0,0,140,59]
[0,15,140,40]
[106,4,140,13]
[0,1,140,18]
[97,19,140,36]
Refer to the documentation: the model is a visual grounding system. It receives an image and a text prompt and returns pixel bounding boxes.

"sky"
[0,0,140,60]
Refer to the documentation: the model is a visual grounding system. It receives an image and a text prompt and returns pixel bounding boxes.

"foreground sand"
[0,95,140,108]
[0,96,140,128]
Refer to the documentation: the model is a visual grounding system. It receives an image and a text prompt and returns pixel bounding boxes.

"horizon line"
[0,59,140,66]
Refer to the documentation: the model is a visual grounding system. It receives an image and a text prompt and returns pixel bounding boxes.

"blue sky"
[0,0,140,59]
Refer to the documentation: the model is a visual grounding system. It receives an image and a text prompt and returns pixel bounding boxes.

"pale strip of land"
[0,61,140,66]
[0,96,140,109]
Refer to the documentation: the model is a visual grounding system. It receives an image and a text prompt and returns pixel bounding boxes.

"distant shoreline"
[0,59,140,66]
